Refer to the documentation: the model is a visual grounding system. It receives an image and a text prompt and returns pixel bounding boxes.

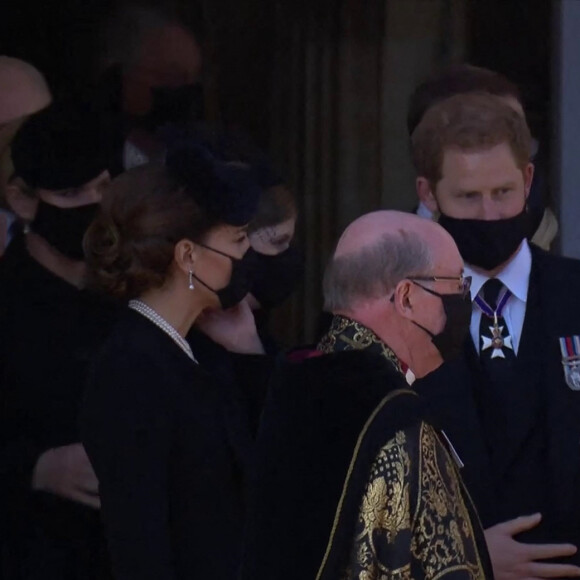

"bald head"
[335,211,451,259]
[0,57,51,125]
[138,24,202,83]
[325,211,461,312]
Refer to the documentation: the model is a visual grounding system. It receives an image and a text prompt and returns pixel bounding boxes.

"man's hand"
[197,299,265,355]
[32,443,100,509]
[485,514,580,579]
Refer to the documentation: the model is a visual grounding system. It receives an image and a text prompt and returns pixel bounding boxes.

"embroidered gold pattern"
[343,424,486,580]
[315,389,415,580]
[318,315,403,374]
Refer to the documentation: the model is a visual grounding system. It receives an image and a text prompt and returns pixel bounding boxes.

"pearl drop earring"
[188,270,195,290]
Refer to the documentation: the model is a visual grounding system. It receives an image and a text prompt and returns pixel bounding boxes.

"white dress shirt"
[465,240,532,355]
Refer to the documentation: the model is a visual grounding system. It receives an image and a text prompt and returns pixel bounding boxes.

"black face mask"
[31,201,100,261]
[251,247,305,309]
[411,283,472,362]
[193,246,259,310]
[139,83,205,131]
[438,209,531,271]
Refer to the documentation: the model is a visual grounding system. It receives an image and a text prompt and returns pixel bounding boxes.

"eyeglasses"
[408,275,472,298]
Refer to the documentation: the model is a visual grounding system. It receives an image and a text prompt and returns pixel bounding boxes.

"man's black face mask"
[438,208,532,272]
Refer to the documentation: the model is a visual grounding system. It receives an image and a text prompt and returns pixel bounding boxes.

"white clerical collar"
[465,239,531,303]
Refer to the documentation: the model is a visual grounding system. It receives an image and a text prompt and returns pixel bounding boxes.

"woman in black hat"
[81,144,263,580]
[0,100,116,580]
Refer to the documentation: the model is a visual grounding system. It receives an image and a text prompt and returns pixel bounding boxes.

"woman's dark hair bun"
[84,164,215,300]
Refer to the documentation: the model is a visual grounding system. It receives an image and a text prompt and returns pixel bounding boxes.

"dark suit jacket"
[415,246,580,563]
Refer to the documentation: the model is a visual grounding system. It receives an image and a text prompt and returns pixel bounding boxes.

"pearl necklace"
[128,300,197,364]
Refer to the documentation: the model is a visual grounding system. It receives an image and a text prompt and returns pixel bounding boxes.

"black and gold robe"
[342,422,487,579]
[242,316,492,580]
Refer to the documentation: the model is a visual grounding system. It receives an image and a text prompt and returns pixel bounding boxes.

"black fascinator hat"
[165,140,262,226]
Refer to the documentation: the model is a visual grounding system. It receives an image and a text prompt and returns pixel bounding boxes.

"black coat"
[186,328,276,438]
[82,309,254,580]
[0,235,117,580]
[415,246,580,563]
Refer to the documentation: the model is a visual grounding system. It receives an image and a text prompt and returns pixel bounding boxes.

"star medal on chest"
[475,286,513,359]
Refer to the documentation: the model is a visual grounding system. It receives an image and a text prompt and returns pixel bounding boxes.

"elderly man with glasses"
[242,210,492,580]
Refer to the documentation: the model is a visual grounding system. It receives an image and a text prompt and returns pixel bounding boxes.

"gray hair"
[323,229,433,312]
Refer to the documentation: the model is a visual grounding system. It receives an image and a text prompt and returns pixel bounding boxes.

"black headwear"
[160,125,283,190]
[165,140,262,226]
[11,100,114,190]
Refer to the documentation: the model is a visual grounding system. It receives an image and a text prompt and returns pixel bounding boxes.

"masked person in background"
[94,5,204,175]
[0,56,52,255]
[0,101,116,579]
[412,93,580,580]
[247,183,303,313]
[81,144,266,580]
[242,210,493,580]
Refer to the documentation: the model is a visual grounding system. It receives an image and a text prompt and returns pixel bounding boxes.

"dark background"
[0,0,554,343]
[1,0,552,146]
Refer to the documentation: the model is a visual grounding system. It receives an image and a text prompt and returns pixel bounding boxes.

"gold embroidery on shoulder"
[318,315,403,374]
